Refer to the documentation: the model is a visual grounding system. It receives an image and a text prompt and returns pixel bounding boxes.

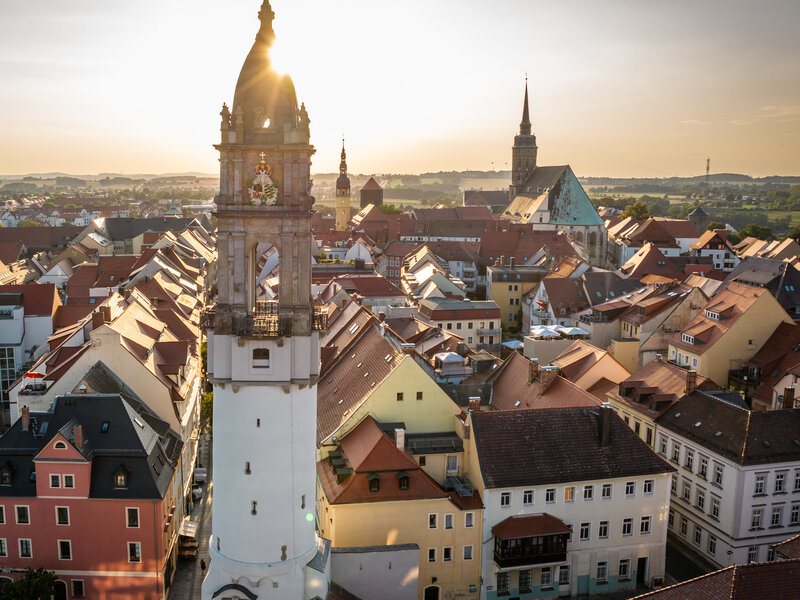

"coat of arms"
[249,153,278,205]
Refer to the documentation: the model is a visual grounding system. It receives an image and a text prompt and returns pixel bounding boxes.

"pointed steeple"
[337,137,351,192]
[340,137,347,175]
[256,0,276,44]
[520,77,532,135]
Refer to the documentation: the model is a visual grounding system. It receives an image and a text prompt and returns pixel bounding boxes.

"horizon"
[1,0,799,178]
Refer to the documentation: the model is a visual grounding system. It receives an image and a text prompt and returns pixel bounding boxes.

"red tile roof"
[773,533,800,560]
[619,243,683,280]
[632,558,800,599]
[0,241,24,264]
[0,283,61,316]
[492,513,571,539]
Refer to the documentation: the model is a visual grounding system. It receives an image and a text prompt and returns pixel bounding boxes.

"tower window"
[252,348,270,368]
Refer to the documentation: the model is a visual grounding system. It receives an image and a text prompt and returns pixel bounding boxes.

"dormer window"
[706,310,719,321]
[681,333,695,345]
[252,348,270,369]
[0,461,13,485]
[368,473,380,493]
[113,465,130,489]
[397,472,410,491]
[101,421,110,433]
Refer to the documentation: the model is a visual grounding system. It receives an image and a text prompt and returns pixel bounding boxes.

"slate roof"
[657,390,800,466]
[361,177,382,191]
[101,217,196,241]
[582,271,642,305]
[463,190,509,207]
[0,394,177,499]
[632,558,800,599]
[725,256,800,317]
[472,407,674,488]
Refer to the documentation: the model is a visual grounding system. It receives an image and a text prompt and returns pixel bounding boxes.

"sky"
[1,0,799,178]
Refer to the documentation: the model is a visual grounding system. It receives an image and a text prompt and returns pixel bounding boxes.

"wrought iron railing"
[204,302,326,337]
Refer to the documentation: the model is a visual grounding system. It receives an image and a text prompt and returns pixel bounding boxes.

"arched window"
[368,473,380,493]
[576,231,584,243]
[54,441,67,449]
[424,586,440,600]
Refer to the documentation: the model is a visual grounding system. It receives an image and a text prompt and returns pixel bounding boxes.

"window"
[771,506,783,527]
[795,470,800,492]
[559,564,570,585]
[50,474,60,488]
[518,569,532,592]
[565,486,575,502]
[768,547,776,562]
[683,480,691,502]
[500,492,511,507]
[646,428,653,446]
[755,473,766,495]
[791,505,800,526]
[685,449,694,470]
[619,559,630,581]
[0,539,5,557]
[625,481,635,497]
[658,436,667,456]
[56,507,69,526]
[443,547,452,562]
[668,509,675,527]
[444,514,453,530]
[523,490,533,505]
[128,542,141,563]
[540,567,553,589]
[368,474,380,493]
[64,475,74,488]
[416,391,423,401]
[419,456,426,467]
[747,546,758,563]
[751,508,763,529]
[465,512,473,528]
[598,520,609,539]
[19,539,32,558]
[72,580,85,598]
[398,474,409,490]
[545,488,555,503]
[711,497,720,519]
[696,488,706,510]
[601,483,612,500]
[671,442,681,463]
[699,456,708,479]
[396,392,404,402]
[16,506,29,525]
[622,518,633,536]
[496,572,509,594]
[708,534,717,556]
[127,508,139,528]
[580,522,590,541]
[583,485,594,501]
[693,525,702,545]
[463,545,472,560]
[58,540,72,560]
[671,475,677,495]
[446,455,458,473]
[252,348,270,368]
[713,464,723,487]
[775,472,786,493]
[428,548,436,563]
[643,479,654,495]
[641,516,652,534]
[680,516,688,536]
[115,471,128,489]
[428,514,437,529]
[596,561,607,583]
[0,506,4,524]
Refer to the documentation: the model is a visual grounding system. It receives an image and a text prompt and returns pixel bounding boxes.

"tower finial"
[257,1,276,41]
[520,77,531,135]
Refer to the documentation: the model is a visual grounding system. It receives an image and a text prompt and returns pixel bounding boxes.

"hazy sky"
[1,0,799,178]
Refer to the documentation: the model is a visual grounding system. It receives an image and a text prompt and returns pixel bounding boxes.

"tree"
[729,223,773,245]
[707,221,725,231]
[2,568,57,600]
[621,200,649,220]
[377,204,403,215]
[17,219,42,227]
[201,391,213,427]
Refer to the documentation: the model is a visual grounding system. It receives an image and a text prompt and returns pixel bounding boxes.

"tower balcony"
[229,301,327,338]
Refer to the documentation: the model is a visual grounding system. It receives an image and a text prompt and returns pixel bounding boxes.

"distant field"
[461,177,509,191]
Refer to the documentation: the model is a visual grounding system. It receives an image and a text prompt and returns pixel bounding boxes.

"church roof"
[361,177,382,191]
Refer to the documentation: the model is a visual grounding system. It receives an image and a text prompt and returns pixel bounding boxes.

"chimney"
[500,255,505,266]
[92,311,104,330]
[468,397,481,412]
[341,297,348,309]
[21,406,30,432]
[380,322,386,337]
[73,424,83,451]
[656,353,663,363]
[685,369,697,396]
[598,403,613,448]
[100,305,112,323]
[378,311,386,322]
[528,358,540,384]
[394,428,405,450]
[509,257,515,269]
[539,365,558,392]
[456,342,468,357]
[783,386,796,410]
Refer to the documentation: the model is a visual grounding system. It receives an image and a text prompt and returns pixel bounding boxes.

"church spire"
[339,137,347,176]
[520,77,531,135]
[256,0,276,43]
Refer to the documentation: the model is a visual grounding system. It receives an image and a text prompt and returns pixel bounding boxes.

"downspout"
[154,502,161,599]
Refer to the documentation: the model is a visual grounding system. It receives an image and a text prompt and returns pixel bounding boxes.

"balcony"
[531,309,549,319]
[492,514,570,569]
[445,474,474,497]
[477,327,502,336]
[229,302,328,338]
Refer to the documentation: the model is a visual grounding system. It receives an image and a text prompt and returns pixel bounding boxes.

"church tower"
[335,139,351,231]
[509,79,538,199]
[202,2,328,599]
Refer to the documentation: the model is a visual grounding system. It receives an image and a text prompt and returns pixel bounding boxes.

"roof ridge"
[631,564,736,598]
[740,409,752,463]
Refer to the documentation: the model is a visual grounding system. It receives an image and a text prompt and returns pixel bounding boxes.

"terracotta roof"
[472,407,675,488]
[0,241,24,264]
[747,322,800,404]
[657,390,800,466]
[421,241,479,263]
[541,277,590,313]
[53,304,94,329]
[0,283,61,316]
[361,177,382,191]
[463,190,508,207]
[333,274,405,298]
[491,352,601,410]
[624,219,680,248]
[690,229,733,252]
[618,243,683,280]
[479,228,578,265]
[492,513,571,540]
[773,532,800,560]
[317,324,404,443]
[552,341,619,382]
[632,558,800,599]
[614,360,716,417]
[652,217,700,240]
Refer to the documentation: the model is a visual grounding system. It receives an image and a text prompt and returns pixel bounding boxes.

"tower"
[202,2,328,599]
[335,138,351,231]
[509,78,538,199]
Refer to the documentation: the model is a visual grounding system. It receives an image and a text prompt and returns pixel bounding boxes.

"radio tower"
[706,157,710,187]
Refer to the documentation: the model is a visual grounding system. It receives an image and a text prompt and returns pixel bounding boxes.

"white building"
[468,406,675,599]
[655,390,800,569]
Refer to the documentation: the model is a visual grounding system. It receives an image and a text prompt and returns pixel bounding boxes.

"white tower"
[202,2,329,599]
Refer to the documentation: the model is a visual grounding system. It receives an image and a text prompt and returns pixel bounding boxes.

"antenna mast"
[706,157,710,186]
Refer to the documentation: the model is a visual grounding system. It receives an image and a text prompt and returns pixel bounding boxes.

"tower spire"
[520,76,531,135]
[340,137,347,175]
[256,0,276,43]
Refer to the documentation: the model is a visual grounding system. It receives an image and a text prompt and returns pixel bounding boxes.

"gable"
[33,432,87,462]
[549,167,604,227]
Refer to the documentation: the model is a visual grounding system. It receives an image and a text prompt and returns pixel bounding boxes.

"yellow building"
[317,415,483,600]
[667,281,793,387]
[486,264,546,331]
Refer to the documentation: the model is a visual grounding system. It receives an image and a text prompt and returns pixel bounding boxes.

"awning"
[178,517,198,538]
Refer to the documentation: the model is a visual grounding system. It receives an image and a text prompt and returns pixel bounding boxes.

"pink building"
[0,394,181,599]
